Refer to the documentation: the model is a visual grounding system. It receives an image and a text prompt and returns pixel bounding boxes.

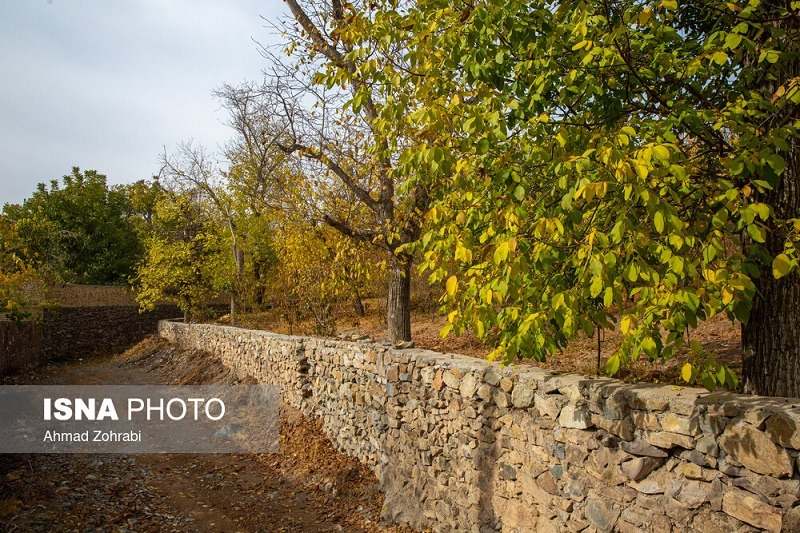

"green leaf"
[494,241,510,264]
[606,353,621,376]
[747,224,766,243]
[765,154,785,175]
[654,211,665,233]
[772,254,794,278]
[603,286,614,308]
[725,33,742,50]
[751,203,770,221]
[652,145,670,161]
[513,185,525,201]
[711,51,728,66]
[440,322,453,339]
[590,276,603,298]
[759,49,780,64]
[701,373,717,391]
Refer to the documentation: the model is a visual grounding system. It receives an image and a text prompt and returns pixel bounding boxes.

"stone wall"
[159,321,800,533]
[1,306,184,375]
[0,320,44,373]
[42,305,184,359]
[37,284,228,308]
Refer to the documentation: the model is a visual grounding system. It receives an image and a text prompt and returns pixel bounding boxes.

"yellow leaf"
[772,253,794,279]
[681,362,693,383]
[721,287,733,305]
[494,241,510,264]
[620,315,635,335]
[446,275,457,296]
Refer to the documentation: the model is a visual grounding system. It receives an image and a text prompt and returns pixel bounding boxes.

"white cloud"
[0,0,286,205]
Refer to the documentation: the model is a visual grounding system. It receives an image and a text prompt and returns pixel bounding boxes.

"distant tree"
[2,167,143,285]
[134,190,231,323]
[0,215,42,321]
[218,0,430,343]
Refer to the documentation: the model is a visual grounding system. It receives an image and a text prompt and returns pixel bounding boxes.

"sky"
[0,0,287,206]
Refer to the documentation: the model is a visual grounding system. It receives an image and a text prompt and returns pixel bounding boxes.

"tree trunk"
[230,248,245,326]
[742,135,800,398]
[387,260,412,343]
[352,288,365,318]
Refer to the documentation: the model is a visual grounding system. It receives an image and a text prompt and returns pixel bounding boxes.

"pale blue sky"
[0,0,286,205]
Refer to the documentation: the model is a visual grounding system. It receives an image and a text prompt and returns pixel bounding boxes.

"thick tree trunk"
[387,260,412,343]
[742,135,800,397]
[742,275,800,397]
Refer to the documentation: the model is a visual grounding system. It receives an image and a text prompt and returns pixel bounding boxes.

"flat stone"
[661,412,699,436]
[494,390,511,408]
[559,404,593,429]
[682,463,714,481]
[695,435,719,457]
[459,373,479,398]
[477,383,493,402]
[593,416,635,441]
[722,488,782,533]
[484,368,501,386]
[620,456,664,481]
[431,369,444,391]
[602,392,629,420]
[499,463,517,480]
[719,421,794,478]
[511,381,535,408]
[718,459,747,477]
[502,500,538,530]
[584,496,619,533]
[620,439,668,458]
[783,507,800,533]
[679,449,709,467]
[631,410,661,431]
[764,410,800,450]
[442,370,460,390]
[676,480,710,509]
[630,479,664,494]
[645,431,695,450]
[698,413,727,435]
[626,387,671,412]
[537,471,560,496]
[535,393,565,419]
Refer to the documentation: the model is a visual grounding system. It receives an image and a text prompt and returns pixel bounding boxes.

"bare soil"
[220,297,742,389]
[0,338,413,533]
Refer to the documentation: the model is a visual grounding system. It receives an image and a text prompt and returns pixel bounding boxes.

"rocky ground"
[0,337,413,533]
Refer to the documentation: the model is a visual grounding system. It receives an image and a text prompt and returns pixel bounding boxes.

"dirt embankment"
[1,337,412,533]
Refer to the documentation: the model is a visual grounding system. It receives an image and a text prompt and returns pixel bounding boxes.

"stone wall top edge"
[157,320,800,417]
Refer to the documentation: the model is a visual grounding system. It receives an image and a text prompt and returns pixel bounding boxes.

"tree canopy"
[352,0,799,395]
[2,167,143,285]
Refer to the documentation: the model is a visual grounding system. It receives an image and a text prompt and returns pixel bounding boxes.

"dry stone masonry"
[159,321,800,532]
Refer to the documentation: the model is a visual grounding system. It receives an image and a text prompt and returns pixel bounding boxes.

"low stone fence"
[159,321,800,532]
[0,320,45,373]
[41,305,183,359]
[0,305,183,375]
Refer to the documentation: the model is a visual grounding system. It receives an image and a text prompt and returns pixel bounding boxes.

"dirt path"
[1,340,404,533]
